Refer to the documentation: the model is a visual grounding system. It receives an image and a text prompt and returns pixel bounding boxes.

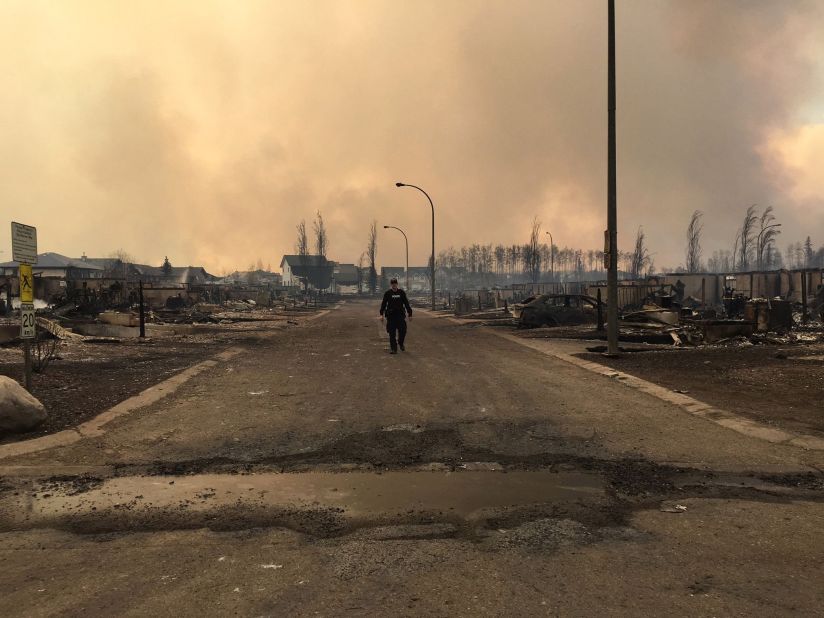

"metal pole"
[546,231,554,283]
[139,280,146,338]
[607,0,619,356]
[23,341,32,391]
[396,182,436,310]
[384,226,410,290]
[801,269,808,323]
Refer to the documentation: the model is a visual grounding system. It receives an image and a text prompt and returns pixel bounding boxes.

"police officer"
[380,277,412,354]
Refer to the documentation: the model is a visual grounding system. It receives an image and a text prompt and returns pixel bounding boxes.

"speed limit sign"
[20,303,35,339]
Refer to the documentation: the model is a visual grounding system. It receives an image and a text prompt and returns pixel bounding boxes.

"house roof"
[0,252,105,270]
[281,255,334,288]
[280,255,328,268]
[380,266,406,275]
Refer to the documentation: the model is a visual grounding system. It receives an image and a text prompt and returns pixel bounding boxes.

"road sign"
[11,222,37,264]
[20,303,35,339]
[19,264,34,303]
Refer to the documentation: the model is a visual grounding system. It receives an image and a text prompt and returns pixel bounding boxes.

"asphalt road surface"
[1,300,822,616]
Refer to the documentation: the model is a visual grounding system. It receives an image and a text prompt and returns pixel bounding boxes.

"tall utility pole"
[607,0,619,356]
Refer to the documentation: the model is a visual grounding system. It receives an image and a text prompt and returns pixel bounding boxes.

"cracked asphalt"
[1,300,823,616]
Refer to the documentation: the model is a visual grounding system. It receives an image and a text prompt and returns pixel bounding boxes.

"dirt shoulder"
[575,343,824,437]
[0,308,326,445]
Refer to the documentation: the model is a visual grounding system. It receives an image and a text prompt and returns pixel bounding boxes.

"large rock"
[0,376,47,434]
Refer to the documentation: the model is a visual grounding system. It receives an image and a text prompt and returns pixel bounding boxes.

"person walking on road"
[380,277,412,354]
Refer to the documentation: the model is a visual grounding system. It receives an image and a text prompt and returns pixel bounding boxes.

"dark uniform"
[380,287,412,353]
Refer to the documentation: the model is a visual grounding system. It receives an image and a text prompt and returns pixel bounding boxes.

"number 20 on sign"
[20,303,35,339]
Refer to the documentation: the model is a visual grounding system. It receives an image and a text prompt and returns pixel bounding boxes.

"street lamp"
[545,231,555,283]
[395,182,435,310]
[756,223,782,271]
[383,225,410,290]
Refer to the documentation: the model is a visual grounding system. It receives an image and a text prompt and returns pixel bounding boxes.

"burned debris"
[443,268,823,349]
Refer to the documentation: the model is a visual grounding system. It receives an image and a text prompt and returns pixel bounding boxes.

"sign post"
[12,222,37,391]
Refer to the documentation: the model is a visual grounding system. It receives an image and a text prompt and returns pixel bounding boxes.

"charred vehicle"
[516,294,601,328]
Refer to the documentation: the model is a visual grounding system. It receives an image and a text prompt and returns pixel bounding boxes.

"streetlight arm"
[383,224,410,291]
[397,183,434,217]
[383,225,408,244]
[396,181,436,310]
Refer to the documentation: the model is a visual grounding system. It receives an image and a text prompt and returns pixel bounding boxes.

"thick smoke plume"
[1,1,822,272]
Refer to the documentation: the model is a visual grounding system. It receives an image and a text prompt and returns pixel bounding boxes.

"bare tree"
[685,210,703,272]
[366,220,378,294]
[804,236,814,267]
[357,252,365,294]
[313,210,328,258]
[526,216,542,284]
[246,263,260,285]
[630,227,650,279]
[737,205,758,271]
[295,220,308,256]
[756,206,780,270]
[294,220,310,291]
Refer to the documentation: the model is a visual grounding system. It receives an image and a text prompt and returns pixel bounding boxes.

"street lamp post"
[545,231,555,283]
[383,225,410,290]
[395,182,435,310]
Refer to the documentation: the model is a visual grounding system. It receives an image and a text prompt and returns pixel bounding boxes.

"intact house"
[280,255,335,292]
[380,266,406,290]
[379,266,431,292]
[333,263,360,294]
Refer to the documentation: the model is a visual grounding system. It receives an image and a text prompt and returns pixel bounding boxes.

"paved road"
[1,300,822,616]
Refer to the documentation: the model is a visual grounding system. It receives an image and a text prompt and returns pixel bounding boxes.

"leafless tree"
[295,220,308,256]
[246,263,260,285]
[630,227,651,279]
[294,220,310,290]
[803,236,814,268]
[685,210,703,272]
[492,245,505,276]
[366,220,378,294]
[357,252,365,294]
[313,210,328,258]
[525,216,542,284]
[756,206,780,270]
[737,205,758,271]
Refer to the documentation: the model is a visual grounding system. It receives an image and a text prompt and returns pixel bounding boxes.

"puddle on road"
[12,470,604,522]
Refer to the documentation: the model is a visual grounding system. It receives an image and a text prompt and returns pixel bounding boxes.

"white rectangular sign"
[11,222,37,264]
[20,303,36,339]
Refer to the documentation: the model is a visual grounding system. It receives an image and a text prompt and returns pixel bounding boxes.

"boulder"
[0,376,47,434]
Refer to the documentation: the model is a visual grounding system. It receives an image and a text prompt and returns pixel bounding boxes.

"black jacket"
[380,288,412,318]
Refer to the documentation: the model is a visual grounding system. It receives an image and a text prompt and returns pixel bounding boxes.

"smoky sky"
[2,0,824,273]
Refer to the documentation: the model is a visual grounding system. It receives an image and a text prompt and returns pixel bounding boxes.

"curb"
[442,314,824,451]
[0,347,243,460]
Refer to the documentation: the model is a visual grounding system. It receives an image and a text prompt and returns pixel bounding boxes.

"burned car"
[517,294,601,328]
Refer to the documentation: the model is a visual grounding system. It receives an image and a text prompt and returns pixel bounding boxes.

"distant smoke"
[0,1,822,272]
